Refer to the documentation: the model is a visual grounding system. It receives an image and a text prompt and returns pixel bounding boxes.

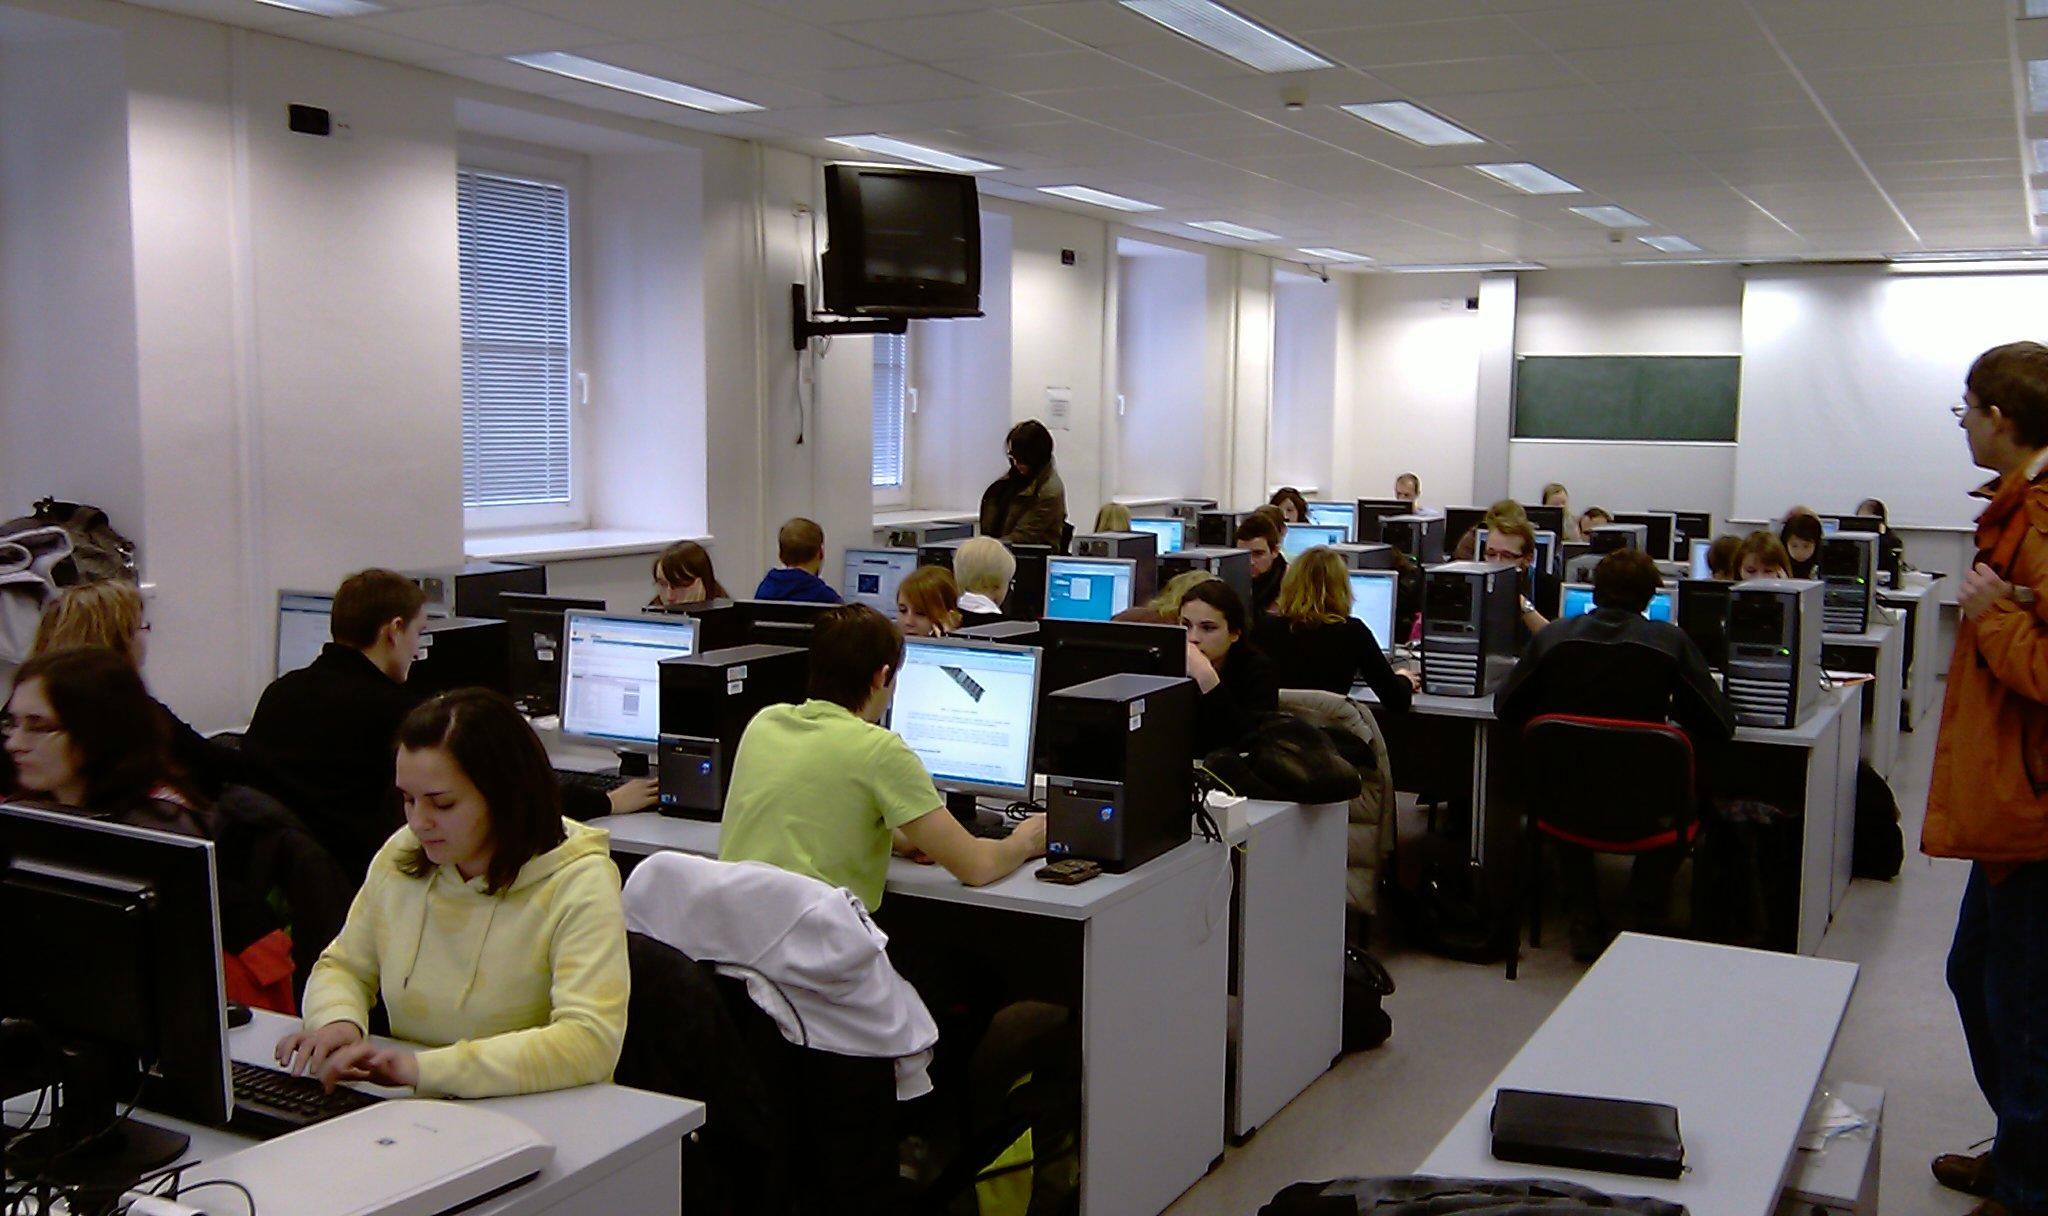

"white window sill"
[873,507,978,528]
[464,528,689,564]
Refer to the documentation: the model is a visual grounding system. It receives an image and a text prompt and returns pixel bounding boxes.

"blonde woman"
[1114,569,1217,624]
[1253,547,1418,706]
[1543,482,1579,541]
[953,537,1015,628]
[896,565,961,637]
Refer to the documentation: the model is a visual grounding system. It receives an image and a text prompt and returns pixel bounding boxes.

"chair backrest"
[1520,713,1697,849]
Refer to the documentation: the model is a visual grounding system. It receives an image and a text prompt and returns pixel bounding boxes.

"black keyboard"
[554,767,624,797]
[230,1060,383,1137]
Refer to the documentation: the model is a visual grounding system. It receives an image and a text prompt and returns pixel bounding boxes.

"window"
[872,332,911,497]
[458,168,574,516]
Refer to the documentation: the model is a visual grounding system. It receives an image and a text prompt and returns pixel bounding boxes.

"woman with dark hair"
[1779,512,1824,579]
[650,540,729,607]
[1179,579,1279,753]
[1269,487,1309,525]
[1855,497,1907,574]
[275,688,629,1098]
[977,419,1068,550]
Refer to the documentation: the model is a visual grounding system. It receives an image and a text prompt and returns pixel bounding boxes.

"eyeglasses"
[0,715,64,740]
[1951,402,1970,419]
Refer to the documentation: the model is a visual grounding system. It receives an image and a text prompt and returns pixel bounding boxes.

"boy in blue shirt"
[754,517,842,604]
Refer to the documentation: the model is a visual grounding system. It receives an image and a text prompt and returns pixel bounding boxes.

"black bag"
[1201,713,1363,805]
[1391,831,1509,964]
[0,498,137,585]
[1691,798,1801,951]
[1852,761,1904,880]
[1342,947,1393,1053]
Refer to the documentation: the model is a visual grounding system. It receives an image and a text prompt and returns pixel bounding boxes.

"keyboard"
[554,767,624,797]
[229,1060,384,1137]
[967,815,1015,841]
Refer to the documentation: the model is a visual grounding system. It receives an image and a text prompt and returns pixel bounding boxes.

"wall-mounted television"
[821,163,983,319]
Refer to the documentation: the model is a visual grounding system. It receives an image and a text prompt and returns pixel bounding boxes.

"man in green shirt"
[720,605,1047,910]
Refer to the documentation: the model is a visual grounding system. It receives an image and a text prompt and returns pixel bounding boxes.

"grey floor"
[1167,694,1988,1216]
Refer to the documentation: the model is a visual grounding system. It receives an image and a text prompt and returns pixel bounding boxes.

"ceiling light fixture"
[1117,0,1331,73]
[1569,205,1651,228]
[1338,101,1484,147]
[254,0,384,15]
[507,52,764,113]
[1381,261,1544,274]
[826,135,1001,173]
[1468,162,1581,195]
[1637,235,1703,253]
[1037,185,1162,212]
[1188,220,1281,241]
[1298,247,1374,263]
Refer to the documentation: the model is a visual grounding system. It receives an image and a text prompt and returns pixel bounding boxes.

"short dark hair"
[1780,513,1823,548]
[807,604,904,712]
[653,540,728,601]
[1234,512,1280,547]
[778,518,825,567]
[332,569,426,648]
[1179,576,1250,641]
[10,647,192,812]
[1968,341,2048,448]
[1250,504,1288,537]
[1592,549,1662,613]
[1006,419,1054,476]
[395,688,565,896]
[1269,487,1309,520]
[1735,530,1792,578]
[1706,534,1743,579]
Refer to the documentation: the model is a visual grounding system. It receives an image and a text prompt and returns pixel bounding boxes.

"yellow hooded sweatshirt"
[299,818,629,1098]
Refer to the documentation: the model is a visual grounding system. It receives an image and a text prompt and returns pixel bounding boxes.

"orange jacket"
[1925,464,2048,868]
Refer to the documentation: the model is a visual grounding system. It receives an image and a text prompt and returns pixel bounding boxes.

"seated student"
[650,540,728,608]
[1255,547,1418,706]
[1269,486,1309,525]
[952,537,1014,628]
[896,564,961,637]
[1498,549,1734,960]
[1706,534,1744,581]
[1235,512,1287,617]
[1480,517,1554,635]
[755,518,842,604]
[1736,531,1794,581]
[242,569,427,879]
[1114,569,1217,625]
[1543,482,1578,541]
[276,689,628,1098]
[718,605,1047,912]
[1854,497,1907,574]
[1452,498,1530,562]
[1578,506,1614,538]
[1779,511,1824,580]
[1181,579,1279,754]
[1092,502,1131,534]
[30,578,239,798]
[1394,472,1420,507]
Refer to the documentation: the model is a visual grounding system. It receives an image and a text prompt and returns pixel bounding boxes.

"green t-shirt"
[718,699,942,910]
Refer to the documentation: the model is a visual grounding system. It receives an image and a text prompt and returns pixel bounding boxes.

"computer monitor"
[1443,506,1487,548]
[1038,617,1186,699]
[1353,498,1413,543]
[1347,570,1398,651]
[501,593,606,716]
[842,548,919,614]
[1279,523,1348,560]
[1559,583,1673,623]
[1836,514,1883,535]
[558,610,700,745]
[1688,538,1714,581]
[1661,510,1713,554]
[1305,501,1357,540]
[1820,517,1842,535]
[1,803,230,1179]
[889,636,1042,798]
[1611,511,1678,561]
[1127,516,1187,554]
[1044,556,1137,622]
[274,590,333,677]
[1524,504,1566,537]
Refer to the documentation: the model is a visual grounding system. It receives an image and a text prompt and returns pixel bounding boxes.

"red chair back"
[1520,714,1697,853]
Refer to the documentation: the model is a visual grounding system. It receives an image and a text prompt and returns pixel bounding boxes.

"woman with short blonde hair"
[1255,547,1418,705]
[953,538,1015,626]
[32,578,147,667]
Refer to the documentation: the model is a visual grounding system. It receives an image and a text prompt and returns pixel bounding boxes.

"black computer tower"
[1674,578,1733,671]
[1196,510,1248,548]
[1381,514,1446,564]
[1160,499,1214,526]
[408,616,511,696]
[1419,561,1520,697]
[1072,531,1159,600]
[1821,532,1880,634]
[1007,543,1053,622]
[732,599,831,648]
[1725,579,1824,728]
[917,539,967,570]
[655,644,808,819]
[1039,673,1197,872]
[882,521,971,549]
[1328,542,1396,571]
[1161,546,1252,610]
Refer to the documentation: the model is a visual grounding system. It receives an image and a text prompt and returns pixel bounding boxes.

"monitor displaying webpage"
[1347,571,1398,650]
[1127,517,1185,554]
[1279,523,1348,559]
[890,639,1040,793]
[275,592,334,676]
[843,549,918,614]
[1044,558,1135,622]
[560,612,698,744]
[1560,585,1673,623]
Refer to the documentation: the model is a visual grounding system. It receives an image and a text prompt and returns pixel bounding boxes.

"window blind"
[872,332,908,489]
[458,168,572,508]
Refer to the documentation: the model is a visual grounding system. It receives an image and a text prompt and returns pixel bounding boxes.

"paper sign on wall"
[1045,386,1072,431]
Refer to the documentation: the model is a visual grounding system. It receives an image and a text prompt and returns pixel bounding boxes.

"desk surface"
[1419,934,1857,1216]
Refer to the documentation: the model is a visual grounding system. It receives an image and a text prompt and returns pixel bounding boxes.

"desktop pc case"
[1674,578,1733,671]
[1419,561,1521,698]
[954,619,1041,644]
[408,561,546,621]
[1195,509,1249,549]
[1724,579,1825,729]
[1381,514,1446,564]
[1160,546,1253,610]
[881,520,971,549]
[656,644,808,819]
[1329,542,1397,571]
[917,538,967,570]
[1008,543,1053,622]
[1821,532,1880,634]
[1038,673,1197,872]
[1073,531,1159,600]
[408,616,511,696]
[1159,499,1214,526]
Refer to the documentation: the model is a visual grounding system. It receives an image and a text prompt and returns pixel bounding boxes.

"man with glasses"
[1481,517,1553,637]
[1928,340,2048,1216]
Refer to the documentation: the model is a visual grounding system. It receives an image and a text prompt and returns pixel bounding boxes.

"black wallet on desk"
[1489,1088,1685,1180]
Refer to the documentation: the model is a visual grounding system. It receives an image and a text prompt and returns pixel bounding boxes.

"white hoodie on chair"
[621,851,938,1099]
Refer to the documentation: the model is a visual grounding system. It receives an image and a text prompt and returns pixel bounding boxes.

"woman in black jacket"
[1255,547,1418,709]
[1179,579,1278,754]
[977,420,1068,550]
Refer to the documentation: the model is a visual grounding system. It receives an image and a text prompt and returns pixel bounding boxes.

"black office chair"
[1514,714,1698,979]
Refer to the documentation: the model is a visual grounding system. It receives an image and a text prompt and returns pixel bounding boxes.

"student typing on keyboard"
[275,688,629,1097]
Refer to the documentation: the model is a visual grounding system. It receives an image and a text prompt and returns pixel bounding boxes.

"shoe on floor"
[1934,1150,1995,1198]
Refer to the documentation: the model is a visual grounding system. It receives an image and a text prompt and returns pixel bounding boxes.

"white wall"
[1228,253,1275,507]
[999,199,1111,531]
[1345,273,1484,509]
[1112,242,1211,500]
[1269,270,1339,494]
[908,210,1013,515]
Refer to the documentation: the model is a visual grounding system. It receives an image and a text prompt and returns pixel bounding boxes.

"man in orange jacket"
[1927,341,2048,1216]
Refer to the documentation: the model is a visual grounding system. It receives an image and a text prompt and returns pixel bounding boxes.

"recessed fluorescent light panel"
[827,135,1001,173]
[1038,185,1162,212]
[1637,235,1703,253]
[1339,101,1484,147]
[1469,162,1581,195]
[507,52,763,113]
[255,0,384,14]
[1118,0,1331,72]
[1569,205,1650,228]
[1188,220,1281,241]
[1889,248,2048,262]
[1383,261,1543,274]
[1298,248,1374,263]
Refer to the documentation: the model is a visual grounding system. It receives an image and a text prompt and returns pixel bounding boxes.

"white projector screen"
[1733,269,2048,530]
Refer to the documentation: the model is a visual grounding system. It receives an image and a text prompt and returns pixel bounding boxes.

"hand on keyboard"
[321,1041,420,1091]
[606,776,659,815]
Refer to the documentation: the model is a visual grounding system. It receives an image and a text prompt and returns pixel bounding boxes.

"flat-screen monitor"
[843,548,919,614]
[1044,556,1136,622]
[1611,511,1678,561]
[1820,517,1842,535]
[1661,510,1712,553]
[889,637,1041,797]
[1353,498,1413,543]
[1444,506,1487,548]
[1279,523,1349,559]
[822,163,981,318]
[558,610,699,745]
[1689,538,1714,581]
[1560,583,1673,623]
[274,590,334,677]
[1836,514,1883,534]
[1306,501,1357,540]
[1347,570,1398,651]
[1127,516,1186,554]
[1038,618,1185,698]
[1525,504,1565,537]
[502,592,607,715]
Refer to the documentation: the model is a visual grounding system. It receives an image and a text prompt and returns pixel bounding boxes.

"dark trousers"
[1556,843,1686,931]
[1948,861,2048,1213]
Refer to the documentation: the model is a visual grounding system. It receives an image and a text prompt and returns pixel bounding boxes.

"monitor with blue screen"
[889,636,1042,796]
[1044,556,1137,621]
[1559,583,1673,623]
[1279,523,1348,559]
[1347,570,1398,651]
[559,610,699,745]
[1306,501,1356,540]
[843,548,919,614]
[1127,516,1186,554]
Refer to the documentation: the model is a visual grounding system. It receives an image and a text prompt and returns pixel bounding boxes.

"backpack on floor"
[1342,947,1394,1053]
[1852,761,1904,880]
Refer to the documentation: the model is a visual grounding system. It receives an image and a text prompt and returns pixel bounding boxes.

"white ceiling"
[117,0,2048,268]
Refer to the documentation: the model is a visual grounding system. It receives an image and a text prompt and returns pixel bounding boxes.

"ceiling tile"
[1021,82,1222,121]
[930,49,1135,92]
[273,20,469,65]
[1235,0,1494,28]
[807,62,980,104]
[1804,60,2009,101]
[1557,39,1787,85]
[834,11,1071,60]
[1748,0,2009,37]
[1774,23,2012,71]
[507,0,787,41]
[1506,0,1758,52]
[348,3,614,55]
[1374,53,1584,95]
[1317,17,1545,67]
[1007,2,1161,48]
[678,25,902,73]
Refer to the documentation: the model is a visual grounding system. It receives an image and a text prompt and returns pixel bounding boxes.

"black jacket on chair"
[1497,608,1734,757]
[211,784,352,1010]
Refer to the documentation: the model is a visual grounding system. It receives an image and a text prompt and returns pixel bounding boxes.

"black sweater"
[1193,644,1280,755]
[1497,608,1734,752]
[1248,554,1288,618]
[1254,617,1413,712]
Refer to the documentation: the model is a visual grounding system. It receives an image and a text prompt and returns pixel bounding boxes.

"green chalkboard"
[1512,355,1740,442]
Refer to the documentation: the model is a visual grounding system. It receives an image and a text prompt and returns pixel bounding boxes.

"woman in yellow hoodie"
[274,688,629,1097]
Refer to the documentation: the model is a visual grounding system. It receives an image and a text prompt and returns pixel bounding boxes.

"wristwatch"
[2015,585,2038,607]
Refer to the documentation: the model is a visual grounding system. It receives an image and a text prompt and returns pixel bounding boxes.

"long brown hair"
[652,540,728,602]
[9,647,196,812]
[395,689,565,895]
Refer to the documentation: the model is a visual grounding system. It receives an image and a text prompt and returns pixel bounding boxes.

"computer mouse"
[226,1002,253,1028]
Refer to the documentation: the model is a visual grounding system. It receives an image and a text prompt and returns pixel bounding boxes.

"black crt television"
[822,164,983,318]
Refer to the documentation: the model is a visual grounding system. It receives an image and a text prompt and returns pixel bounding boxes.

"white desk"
[605,813,1233,1216]
[1877,577,1944,731]
[113,1008,701,1216]
[1419,934,1858,1216]
[1821,618,1904,779]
